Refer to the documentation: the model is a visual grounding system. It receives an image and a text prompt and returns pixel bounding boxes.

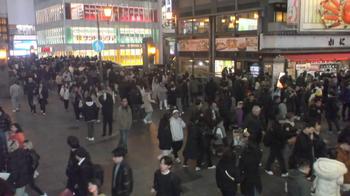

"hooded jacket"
[287,169,311,196]
[313,158,347,196]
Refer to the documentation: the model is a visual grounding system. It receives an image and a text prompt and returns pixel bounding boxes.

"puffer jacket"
[313,158,347,196]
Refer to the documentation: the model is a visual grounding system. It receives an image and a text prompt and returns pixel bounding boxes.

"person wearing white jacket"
[313,157,348,196]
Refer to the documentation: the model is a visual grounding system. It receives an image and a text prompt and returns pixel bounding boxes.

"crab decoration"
[319,0,350,29]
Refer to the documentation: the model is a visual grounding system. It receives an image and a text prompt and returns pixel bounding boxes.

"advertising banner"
[66,27,117,44]
[216,37,258,52]
[178,39,209,52]
[287,0,299,24]
[300,0,350,31]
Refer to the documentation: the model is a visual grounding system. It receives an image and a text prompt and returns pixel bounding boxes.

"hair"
[11,123,23,133]
[221,148,236,162]
[67,136,80,149]
[89,178,102,194]
[304,118,319,128]
[160,156,173,166]
[112,147,127,157]
[296,159,311,169]
[252,105,261,113]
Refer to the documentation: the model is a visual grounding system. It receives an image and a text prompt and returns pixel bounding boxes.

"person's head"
[28,77,33,82]
[210,102,218,110]
[172,110,180,118]
[237,101,243,108]
[121,98,128,107]
[67,136,80,149]
[159,156,173,172]
[252,105,261,116]
[23,140,33,150]
[303,120,320,135]
[338,131,350,152]
[297,159,311,175]
[75,148,88,161]
[112,147,126,164]
[88,178,102,195]
[10,123,23,133]
[220,148,236,163]
[86,97,93,102]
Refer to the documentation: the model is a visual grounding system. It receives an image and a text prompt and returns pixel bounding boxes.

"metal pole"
[96,8,103,83]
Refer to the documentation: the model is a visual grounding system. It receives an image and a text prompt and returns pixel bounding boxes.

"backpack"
[91,164,104,185]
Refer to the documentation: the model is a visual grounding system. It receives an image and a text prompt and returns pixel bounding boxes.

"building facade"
[0,0,9,65]
[35,0,162,66]
[174,0,350,80]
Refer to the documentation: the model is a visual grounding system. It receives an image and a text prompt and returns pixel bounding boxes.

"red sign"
[41,47,52,53]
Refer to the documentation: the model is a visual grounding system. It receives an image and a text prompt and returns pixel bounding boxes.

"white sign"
[14,35,36,40]
[260,35,350,49]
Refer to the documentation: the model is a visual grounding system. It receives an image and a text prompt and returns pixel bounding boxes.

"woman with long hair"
[9,123,25,148]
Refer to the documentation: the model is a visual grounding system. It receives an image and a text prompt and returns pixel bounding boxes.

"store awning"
[284,53,350,63]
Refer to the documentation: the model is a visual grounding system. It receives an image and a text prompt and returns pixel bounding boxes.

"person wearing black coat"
[111,147,133,196]
[243,106,264,145]
[99,90,114,136]
[216,149,239,196]
[65,136,91,193]
[325,91,341,133]
[75,148,93,196]
[308,98,323,124]
[7,140,32,195]
[0,178,14,196]
[82,97,99,141]
[205,77,218,104]
[157,113,173,159]
[239,137,263,196]
[38,82,49,115]
[183,121,201,167]
[167,81,177,108]
[26,77,38,114]
[264,121,292,177]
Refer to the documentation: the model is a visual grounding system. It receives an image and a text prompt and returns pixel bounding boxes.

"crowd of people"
[1,55,350,196]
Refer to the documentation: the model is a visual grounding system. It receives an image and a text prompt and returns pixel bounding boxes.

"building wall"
[7,0,35,25]
[0,0,7,17]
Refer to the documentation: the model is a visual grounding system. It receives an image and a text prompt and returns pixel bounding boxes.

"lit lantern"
[104,7,112,17]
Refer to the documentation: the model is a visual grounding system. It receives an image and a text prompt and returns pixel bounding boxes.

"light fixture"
[199,22,204,26]
[230,16,236,21]
[221,19,226,23]
[254,12,259,19]
[104,7,112,17]
[198,61,203,66]
[228,22,234,29]
[165,12,173,20]
[204,18,209,22]
[0,50,7,59]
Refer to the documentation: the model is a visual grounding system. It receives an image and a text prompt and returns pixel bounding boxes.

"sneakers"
[265,170,274,176]
[281,172,289,178]
[175,158,181,163]
[195,167,201,171]
[208,165,216,170]
[86,137,95,141]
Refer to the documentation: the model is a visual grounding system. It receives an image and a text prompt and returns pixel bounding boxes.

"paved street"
[1,91,340,196]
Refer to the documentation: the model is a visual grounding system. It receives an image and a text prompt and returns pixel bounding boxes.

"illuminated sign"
[300,0,350,31]
[14,40,37,51]
[216,37,258,52]
[117,28,153,44]
[14,35,37,40]
[178,39,209,52]
[0,50,7,59]
[67,27,117,44]
[238,18,258,31]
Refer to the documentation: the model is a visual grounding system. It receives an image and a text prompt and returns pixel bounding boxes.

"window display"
[117,28,159,44]
[215,60,234,77]
[216,15,237,33]
[179,18,209,34]
[237,12,258,31]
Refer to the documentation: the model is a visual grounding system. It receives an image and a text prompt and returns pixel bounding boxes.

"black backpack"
[91,164,104,185]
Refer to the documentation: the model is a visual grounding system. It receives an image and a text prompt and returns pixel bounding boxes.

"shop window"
[237,11,258,31]
[179,18,209,35]
[216,15,237,33]
[179,58,210,77]
[274,11,287,22]
[215,60,234,77]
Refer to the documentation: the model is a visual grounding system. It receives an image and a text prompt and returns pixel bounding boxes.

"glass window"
[216,15,237,33]
[275,11,287,22]
[193,18,209,34]
[237,11,258,31]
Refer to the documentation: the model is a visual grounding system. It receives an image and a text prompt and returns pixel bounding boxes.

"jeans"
[39,99,46,113]
[118,129,129,150]
[87,121,95,138]
[176,98,183,112]
[144,112,152,122]
[159,99,168,110]
[11,96,20,110]
[15,186,28,196]
[28,96,36,113]
[265,148,287,174]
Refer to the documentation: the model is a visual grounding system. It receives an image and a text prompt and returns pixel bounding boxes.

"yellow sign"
[0,50,7,60]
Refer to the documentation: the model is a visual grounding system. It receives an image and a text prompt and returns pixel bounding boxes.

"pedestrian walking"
[157,82,169,110]
[60,83,70,111]
[26,77,38,114]
[286,159,312,196]
[8,123,26,148]
[38,82,49,115]
[75,148,93,196]
[117,98,132,152]
[157,112,172,160]
[82,97,99,141]
[9,81,22,113]
[99,88,114,136]
[141,88,156,124]
[111,147,133,196]
[169,110,186,163]
[88,178,106,196]
[151,156,182,196]
[216,149,240,196]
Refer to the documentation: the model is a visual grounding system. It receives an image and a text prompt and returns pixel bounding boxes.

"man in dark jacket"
[205,77,218,104]
[243,105,264,145]
[75,148,92,196]
[325,91,341,133]
[82,97,99,141]
[287,159,312,196]
[0,107,10,171]
[7,140,32,195]
[26,77,38,114]
[111,147,133,196]
[99,88,114,136]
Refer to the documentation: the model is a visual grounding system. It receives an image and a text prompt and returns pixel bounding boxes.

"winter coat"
[239,142,262,195]
[9,84,22,98]
[325,96,339,120]
[287,169,311,196]
[167,86,177,106]
[183,122,201,160]
[7,149,32,188]
[157,85,168,101]
[216,158,239,192]
[112,161,133,196]
[157,117,172,150]
[336,146,350,184]
[117,106,132,130]
[82,101,98,122]
[341,87,350,104]
[38,86,49,104]
[313,158,347,196]
[60,87,70,100]
[99,93,114,119]
[243,113,263,144]
[142,91,154,113]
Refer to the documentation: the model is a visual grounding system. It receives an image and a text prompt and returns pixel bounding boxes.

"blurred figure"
[9,81,22,113]
[111,147,133,196]
[286,159,312,196]
[216,149,239,196]
[116,98,132,152]
[88,179,106,196]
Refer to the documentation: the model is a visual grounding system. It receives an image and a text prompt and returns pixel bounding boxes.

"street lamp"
[96,6,112,83]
